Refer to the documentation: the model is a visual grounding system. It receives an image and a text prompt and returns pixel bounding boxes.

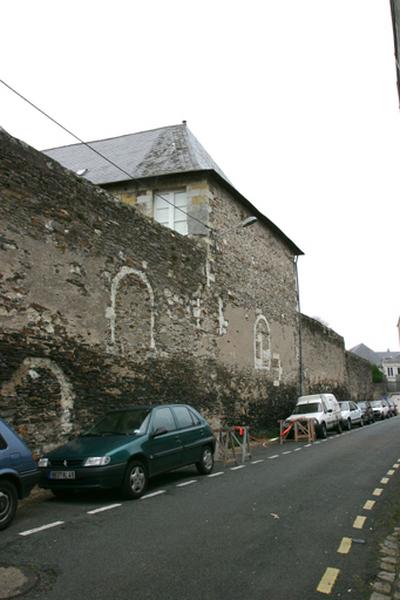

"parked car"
[0,418,39,530]
[357,401,375,425]
[370,400,390,420]
[283,393,342,439]
[339,401,364,429]
[39,404,216,499]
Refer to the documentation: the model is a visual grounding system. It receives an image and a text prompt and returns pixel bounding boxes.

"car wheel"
[0,480,18,531]
[196,446,214,475]
[336,420,342,434]
[317,423,327,439]
[122,460,148,500]
[346,418,351,430]
[359,416,364,427]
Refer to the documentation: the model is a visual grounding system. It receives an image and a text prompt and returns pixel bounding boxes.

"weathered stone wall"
[345,351,374,400]
[0,130,373,453]
[0,131,302,451]
[97,172,301,386]
[301,315,374,400]
[207,180,299,385]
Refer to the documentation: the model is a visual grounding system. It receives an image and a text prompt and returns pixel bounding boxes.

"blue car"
[0,418,39,530]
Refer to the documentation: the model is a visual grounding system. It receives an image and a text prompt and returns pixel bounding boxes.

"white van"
[285,393,342,438]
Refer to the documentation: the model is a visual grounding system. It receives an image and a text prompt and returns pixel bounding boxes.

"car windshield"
[292,402,322,414]
[371,401,382,407]
[339,402,349,410]
[84,409,151,436]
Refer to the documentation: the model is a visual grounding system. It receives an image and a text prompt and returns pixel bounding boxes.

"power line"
[0,79,212,232]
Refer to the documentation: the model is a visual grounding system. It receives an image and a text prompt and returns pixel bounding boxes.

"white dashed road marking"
[251,459,264,464]
[230,465,246,471]
[207,471,224,478]
[282,451,292,455]
[176,480,197,487]
[87,504,121,515]
[19,521,64,536]
[268,454,279,459]
[140,490,166,500]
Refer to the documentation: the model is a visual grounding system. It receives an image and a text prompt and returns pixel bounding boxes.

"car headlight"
[38,458,49,468]
[83,456,111,467]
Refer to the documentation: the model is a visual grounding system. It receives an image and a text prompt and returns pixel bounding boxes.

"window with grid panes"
[154,191,188,235]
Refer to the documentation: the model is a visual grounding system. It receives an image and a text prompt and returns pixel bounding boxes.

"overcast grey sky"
[1,0,399,351]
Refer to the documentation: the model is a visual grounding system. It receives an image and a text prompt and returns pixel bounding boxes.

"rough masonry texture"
[0,129,372,453]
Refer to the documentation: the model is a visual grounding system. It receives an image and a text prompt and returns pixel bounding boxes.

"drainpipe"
[294,256,304,395]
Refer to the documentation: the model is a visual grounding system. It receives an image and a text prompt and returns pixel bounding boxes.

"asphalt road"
[1,417,400,600]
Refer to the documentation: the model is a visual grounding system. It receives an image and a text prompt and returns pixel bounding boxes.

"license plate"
[49,471,75,480]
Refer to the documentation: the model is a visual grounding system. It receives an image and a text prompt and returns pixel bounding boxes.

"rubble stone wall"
[0,130,373,452]
[301,314,374,400]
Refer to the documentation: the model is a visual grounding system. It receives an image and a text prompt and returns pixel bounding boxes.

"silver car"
[370,400,389,420]
[339,401,364,430]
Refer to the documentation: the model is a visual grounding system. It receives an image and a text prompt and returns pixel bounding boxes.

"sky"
[1,0,399,352]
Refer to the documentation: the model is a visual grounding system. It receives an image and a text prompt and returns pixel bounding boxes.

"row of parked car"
[283,394,398,438]
[1,396,398,531]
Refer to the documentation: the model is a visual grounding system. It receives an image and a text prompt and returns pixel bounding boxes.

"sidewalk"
[369,526,400,600]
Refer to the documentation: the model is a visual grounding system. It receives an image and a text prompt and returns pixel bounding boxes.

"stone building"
[0,125,372,453]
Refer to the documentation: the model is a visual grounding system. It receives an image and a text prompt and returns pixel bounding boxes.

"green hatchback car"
[38,404,216,499]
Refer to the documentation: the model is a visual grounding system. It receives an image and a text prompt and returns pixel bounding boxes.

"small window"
[154,191,188,235]
[173,406,194,429]
[387,367,394,377]
[0,434,8,450]
[151,407,176,433]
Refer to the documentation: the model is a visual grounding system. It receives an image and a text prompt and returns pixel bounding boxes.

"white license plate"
[50,471,75,480]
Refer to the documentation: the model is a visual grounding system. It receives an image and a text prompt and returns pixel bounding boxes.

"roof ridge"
[42,123,185,152]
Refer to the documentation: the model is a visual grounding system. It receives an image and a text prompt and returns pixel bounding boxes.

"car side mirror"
[150,427,168,438]
[327,409,333,413]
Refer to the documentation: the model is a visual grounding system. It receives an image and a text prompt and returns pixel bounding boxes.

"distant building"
[350,342,400,391]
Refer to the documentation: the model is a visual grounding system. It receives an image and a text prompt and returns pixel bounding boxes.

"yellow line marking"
[373,488,383,496]
[353,516,366,529]
[363,500,375,510]
[337,537,352,554]
[387,469,395,476]
[380,477,389,484]
[317,567,340,594]
[393,463,399,469]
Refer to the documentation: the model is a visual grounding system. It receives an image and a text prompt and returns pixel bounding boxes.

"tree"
[371,364,384,383]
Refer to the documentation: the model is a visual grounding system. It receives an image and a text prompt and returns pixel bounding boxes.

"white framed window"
[154,190,188,235]
[387,367,394,377]
[254,315,271,370]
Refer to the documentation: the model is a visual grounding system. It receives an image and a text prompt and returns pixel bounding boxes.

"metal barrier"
[214,426,251,465]
[279,419,316,444]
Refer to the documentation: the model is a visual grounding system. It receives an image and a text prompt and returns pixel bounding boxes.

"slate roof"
[43,123,303,256]
[43,123,231,186]
[350,343,400,365]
